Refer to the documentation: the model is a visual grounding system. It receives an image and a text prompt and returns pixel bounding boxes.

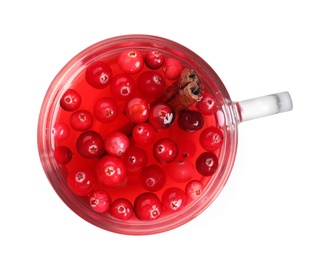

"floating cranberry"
[85,61,112,89]
[148,103,174,130]
[162,57,182,80]
[95,155,127,187]
[153,138,178,164]
[199,126,223,151]
[185,180,204,199]
[167,160,195,183]
[196,152,218,176]
[52,122,70,141]
[196,92,217,115]
[132,123,156,146]
[60,89,81,111]
[110,198,133,220]
[178,109,204,132]
[123,146,148,173]
[89,190,111,213]
[137,71,166,99]
[70,110,93,131]
[145,50,164,70]
[118,50,144,74]
[139,165,166,192]
[110,74,135,100]
[104,131,130,156]
[76,130,105,159]
[134,192,163,221]
[93,97,119,123]
[54,145,72,165]
[162,187,187,213]
[124,97,150,123]
[67,169,96,196]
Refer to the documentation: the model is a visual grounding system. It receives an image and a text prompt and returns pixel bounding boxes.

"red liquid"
[52,48,222,220]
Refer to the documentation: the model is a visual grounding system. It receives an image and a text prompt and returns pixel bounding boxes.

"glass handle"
[236,91,293,122]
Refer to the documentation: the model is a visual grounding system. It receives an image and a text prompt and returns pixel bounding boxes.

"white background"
[1,1,323,259]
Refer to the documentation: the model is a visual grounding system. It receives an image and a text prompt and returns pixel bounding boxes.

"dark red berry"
[185,180,204,199]
[85,61,112,89]
[196,92,217,115]
[93,97,119,123]
[70,110,93,131]
[137,71,166,99]
[124,97,150,123]
[162,57,182,80]
[60,89,81,111]
[76,130,105,159]
[153,138,178,164]
[110,74,135,100]
[134,192,163,221]
[139,165,166,192]
[89,190,111,213]
[148,103,174,130]
[145,50,164,70]
[54,145,72,165]
[104,131,130,156]
[167,160,195,183]
[118,50,144,74]
[199,126,223,151]
[196,152,218,176]
[67,169,96,196]
[110,198,133,220]
[123,146,148,173]
[95,155,127,187]
[178,109,204,132]
[132,123,156,146]
[162,187,187,213]
[52,122,70,141]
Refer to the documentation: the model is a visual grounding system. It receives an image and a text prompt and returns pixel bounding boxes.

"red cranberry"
[93,97,119,123]
[104,131,130,156]
[110,198,133,220]
[167,160,195,183]
[137,71,166,99]
[118,50,144,74]
[85,61,112,89]
[123,146,148,173]
[110,74,135,100]
[76,130,105,159]
[145,50,164,70]
[70,110,93,131]
[177,139,197,159]
[67,169,96,196]
[124,97,149,123]
[162,57,182,80]
[54,145,72,165]
[139,165,166,192]
[199,126,223,151]
[153,138,178,164]
[89,190,111,213]
[60,89,81,111]
[178,109,204,132]
[134,192,163,221]
[196,92,217,115]
[52,122,70,141]
[196,152,218,176]
[132,123,156,146]
[95,155,127,187]
[148,103,174,130]
[185,180,204,199]
[162,187,187,213]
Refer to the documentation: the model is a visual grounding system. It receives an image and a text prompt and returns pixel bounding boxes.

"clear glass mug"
[37,35,293,235]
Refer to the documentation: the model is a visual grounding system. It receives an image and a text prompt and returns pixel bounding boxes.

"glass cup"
[37,34,293,235]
